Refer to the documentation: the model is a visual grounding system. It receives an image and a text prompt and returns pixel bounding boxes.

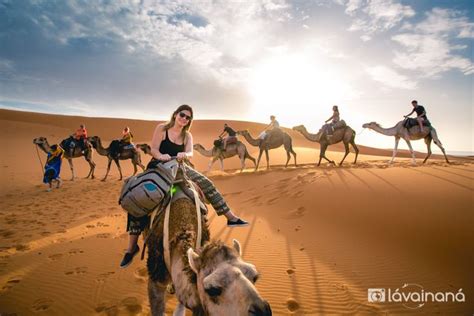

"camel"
[146,197,271,315]
[33,137,96,180]
[193,142,256,172]
[362,120,449,164]
[87,136,145,181]
[237,129,296,170]
[292,124,359,166]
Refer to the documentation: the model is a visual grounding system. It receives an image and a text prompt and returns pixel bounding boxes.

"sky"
[0,0,473,153]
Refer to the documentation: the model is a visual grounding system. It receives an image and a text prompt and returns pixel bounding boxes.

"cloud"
[366,65,417,89]
[392,8,474,77]
[0,0,292,118]
[344,0,415,38]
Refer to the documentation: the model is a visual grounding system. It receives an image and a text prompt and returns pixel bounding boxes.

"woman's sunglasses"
[178,112,192,121]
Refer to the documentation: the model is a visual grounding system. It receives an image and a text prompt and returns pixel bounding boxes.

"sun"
[247,53,354,127]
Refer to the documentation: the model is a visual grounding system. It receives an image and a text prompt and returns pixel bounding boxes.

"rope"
[356,128,367,136]
[34,145,45,175]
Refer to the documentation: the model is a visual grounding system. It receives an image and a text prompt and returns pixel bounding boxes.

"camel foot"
[101,178,107,182]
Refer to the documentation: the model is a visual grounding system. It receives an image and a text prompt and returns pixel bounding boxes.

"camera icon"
[368,288,386,302]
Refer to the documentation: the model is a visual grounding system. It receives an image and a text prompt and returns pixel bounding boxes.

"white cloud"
[392,8,474,77]
[366,65,417,89]
[345,0,414,38]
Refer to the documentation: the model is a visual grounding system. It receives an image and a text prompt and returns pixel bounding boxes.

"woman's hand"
[177,152,187,161]
[159,154,172,161]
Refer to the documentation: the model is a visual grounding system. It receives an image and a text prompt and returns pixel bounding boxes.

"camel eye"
[205,285,222,297]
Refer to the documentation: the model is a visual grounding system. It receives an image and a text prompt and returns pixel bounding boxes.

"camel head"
[33,137,53,153]
[187,240,272,315]
[193,144,205,151]
[137,143,151,155]
[87,136,100,149]
[362,122,381,129]
[292,125,306,133]
[236,130,249,136]
[33,137,49,146]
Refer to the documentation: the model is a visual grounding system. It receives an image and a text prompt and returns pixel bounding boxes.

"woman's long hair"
[163,104,194,141]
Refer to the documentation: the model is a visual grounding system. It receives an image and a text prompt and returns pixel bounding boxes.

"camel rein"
[34,145,45,175]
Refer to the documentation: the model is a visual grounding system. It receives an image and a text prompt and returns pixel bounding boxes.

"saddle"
[403,118,431,129]
[333,120,347,130]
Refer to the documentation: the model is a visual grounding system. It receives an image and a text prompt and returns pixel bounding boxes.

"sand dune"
[0,109,473,315]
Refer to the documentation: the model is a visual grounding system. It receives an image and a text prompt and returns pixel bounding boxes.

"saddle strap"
[163,191,173,272]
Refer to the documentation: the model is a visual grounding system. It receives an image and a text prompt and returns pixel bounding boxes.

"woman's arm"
[404,109,415,118]
[150,124,166,160]
[325,114,334,123]
[177,132,193,160]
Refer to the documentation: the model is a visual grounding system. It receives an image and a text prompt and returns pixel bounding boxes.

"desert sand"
[0,109,473,315]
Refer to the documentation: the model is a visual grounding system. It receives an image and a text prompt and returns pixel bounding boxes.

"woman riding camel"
[119,126,137,156]
[120,104,249,268]
[322,105,340,140]
[259,115,280,143]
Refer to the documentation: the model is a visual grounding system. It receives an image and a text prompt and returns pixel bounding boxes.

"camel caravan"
[31,102,450,315]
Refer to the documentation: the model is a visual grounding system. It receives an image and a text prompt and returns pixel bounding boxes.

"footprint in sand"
[285,207,306,219]
[291,190,304,198]
[266,197,280,205]
[96,271,115,283]
[286,269,295,275]
[65,266,88,275]
[95,297,142,315]
[68,248,84,255]
[286,298,299,312]
[134,267,148,282]
[96,233,111,239]
[40,231,51,236]
[15,244,30,251]
[0,230,15,238]
[48,253,64,261]
[120,297,143,314]
[1,275,23,293]
[31,298,54,312]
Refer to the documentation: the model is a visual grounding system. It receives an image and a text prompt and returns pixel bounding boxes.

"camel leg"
[85,151,95,179]
[173,303,186,316]
[148,279,166,316]
[351,141,359,164]
[291,149,297,167]
[102,158,113,181]
[219,158,224,171]
[67,158,75,181]
[430,128,450,163]
[285,150,291,168]
[265,149,270,170]
[404,139,416,165]
[320,144,335,166]
[255,149,263,171]
[339,142,350,166]
[246,151,257,168]
[115,159,123,180]
[208,157,219,172]
[423,137,432,164]
[390,137,400,164]
[239,153,246,172]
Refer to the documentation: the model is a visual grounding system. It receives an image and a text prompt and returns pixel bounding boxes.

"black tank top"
[159,129,185,157]
[147,129,186,170]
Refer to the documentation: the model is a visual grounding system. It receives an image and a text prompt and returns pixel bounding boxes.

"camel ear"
[232,239,242,256]
[187,248,201,273]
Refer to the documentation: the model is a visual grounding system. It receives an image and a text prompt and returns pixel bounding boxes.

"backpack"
[118,160,180,218]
